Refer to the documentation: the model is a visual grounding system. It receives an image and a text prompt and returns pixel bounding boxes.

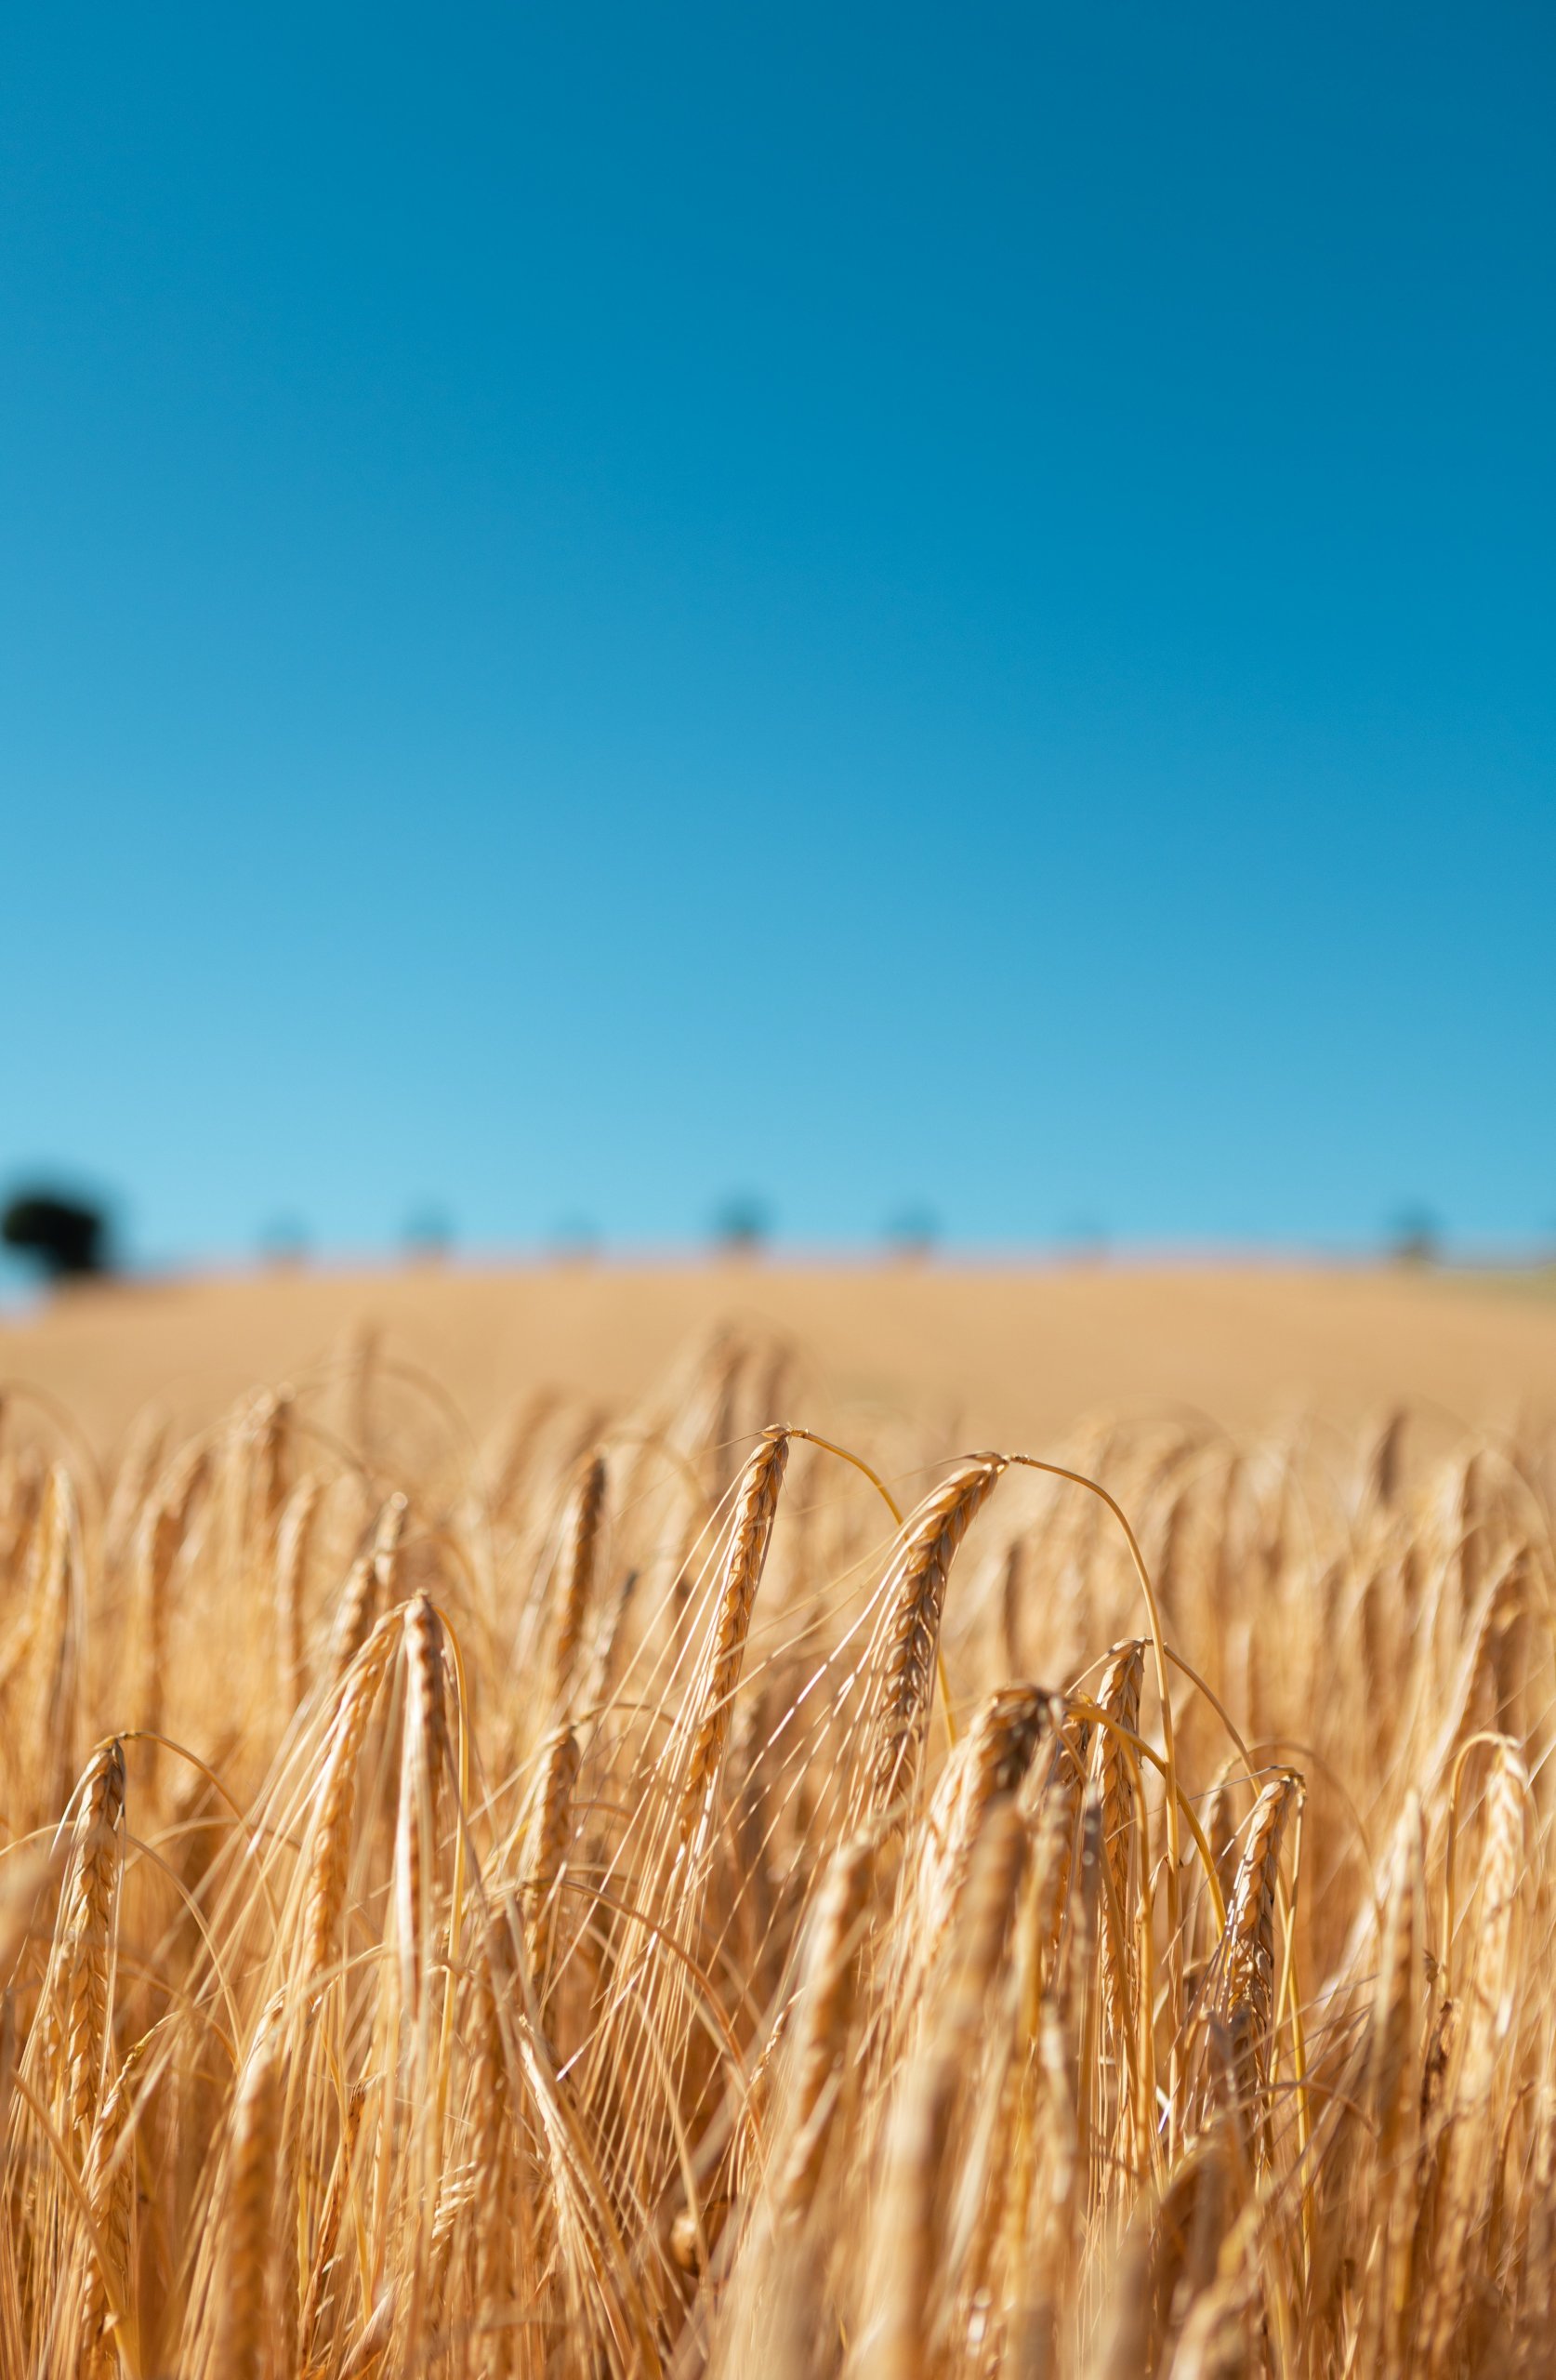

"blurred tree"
[1056,1216,1110,1264]
[1,1189,112,1279]
[1388,1205,1441,1267]
[711,1194,770,1256]
[402,1205,455,1262]
[547,1215,600,1264]
[884,1205,939,1262]
[257,1216,310,1269]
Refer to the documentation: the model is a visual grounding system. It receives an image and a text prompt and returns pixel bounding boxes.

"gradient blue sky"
[3,2,1553,1273]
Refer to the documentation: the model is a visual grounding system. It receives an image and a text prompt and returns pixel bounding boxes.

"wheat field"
[1,1268,1553,2377]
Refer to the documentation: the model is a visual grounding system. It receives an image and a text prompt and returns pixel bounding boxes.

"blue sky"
[3,2,1552,1271]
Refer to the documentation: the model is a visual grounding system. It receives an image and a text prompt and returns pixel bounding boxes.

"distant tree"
[884,1205,939,1262]
[402,1205,454,1262]
[1,1189,112,1279]
[711,1194,770,1256]
[1388,1206,1441,1267]
[1056,1216,1110,1264]
[548,1216,600,1263]
[257,1216,310,1268]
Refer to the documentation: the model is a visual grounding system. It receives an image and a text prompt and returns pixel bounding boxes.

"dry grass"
[0,1293,1552,2376]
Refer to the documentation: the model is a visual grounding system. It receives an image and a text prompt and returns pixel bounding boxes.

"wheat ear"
[777,1829,877,2218]
[63,1738,126,2152]
[1215,1769,1301,2134]
[866,1800,1027,2380]
[218,2026,283,2380]
[865,1457,1005,1822]
[524,1722,581,1978]
[680,1426,790,1833]
[394,1591,450,2018]
[328,1492,407,1684]
[304,1610,402,1987]
[80,2030,151,2378]
[548,1453,608,1718]
[1091,1638,1144,2043]
[273,1473,323,1713]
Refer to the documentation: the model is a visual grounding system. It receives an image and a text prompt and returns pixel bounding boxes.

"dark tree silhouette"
[1387,1205,1441,1267]
[884,1205,939,1262]
[402,1205,455,1261]
[711,1194,770,1255]
[1,1191,112,1279]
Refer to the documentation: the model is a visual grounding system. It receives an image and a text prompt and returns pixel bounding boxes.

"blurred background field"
[7,1258,1554,1452]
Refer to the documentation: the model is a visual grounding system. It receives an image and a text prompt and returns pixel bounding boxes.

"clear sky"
[3,2,1552,1274]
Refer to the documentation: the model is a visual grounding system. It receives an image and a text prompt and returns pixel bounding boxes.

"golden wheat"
[0,1318,1549,2375]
